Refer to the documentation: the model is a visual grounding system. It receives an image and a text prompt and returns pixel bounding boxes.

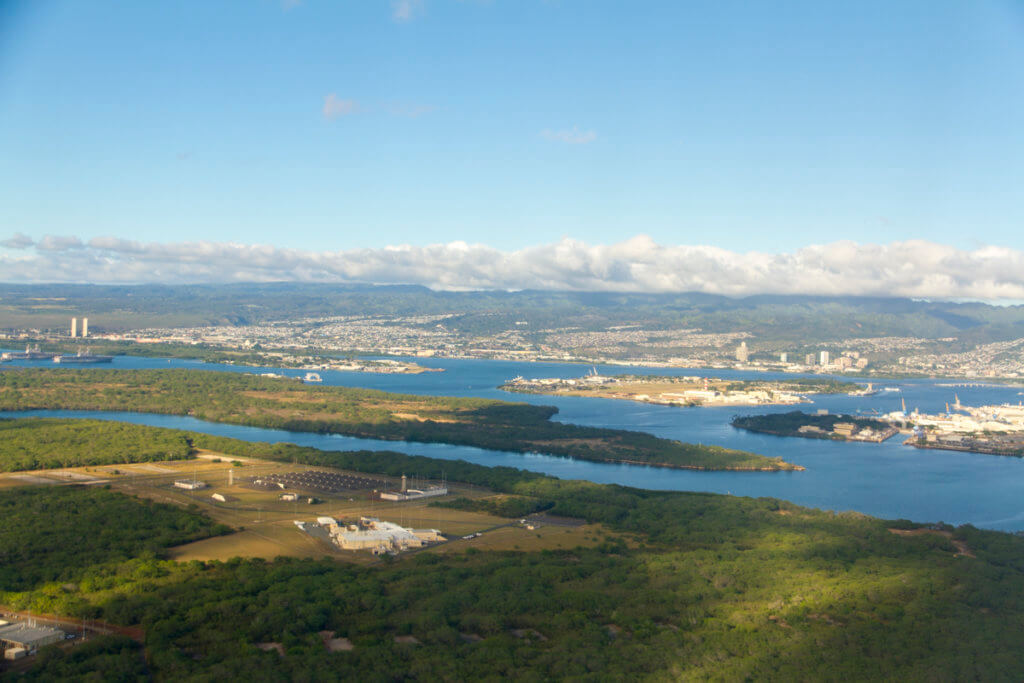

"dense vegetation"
[434,494,556,519]
[0,369,794,470]
[0,418,193,471]
[732,411,894,439]
[0,486,228,592]
[1,433,1023,678]
[14,636,147,681]
[723,378,863,394]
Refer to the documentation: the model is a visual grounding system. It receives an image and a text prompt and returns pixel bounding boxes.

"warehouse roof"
[0,622,65,647]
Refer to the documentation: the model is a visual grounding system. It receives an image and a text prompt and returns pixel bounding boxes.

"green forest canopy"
[0,418,193,472]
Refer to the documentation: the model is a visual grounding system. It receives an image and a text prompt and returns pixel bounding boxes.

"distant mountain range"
[2,283,1023,346]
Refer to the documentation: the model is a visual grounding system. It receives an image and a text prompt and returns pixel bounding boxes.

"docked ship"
[1,344,58,361]
[53,348,113,364]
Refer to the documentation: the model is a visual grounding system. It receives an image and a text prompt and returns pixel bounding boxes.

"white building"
[327,517,444,552]
[820,351,831,365]
[379,486,448,502]
[173,479,207,490]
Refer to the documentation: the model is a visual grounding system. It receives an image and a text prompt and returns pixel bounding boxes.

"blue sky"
[2,1,1024,291]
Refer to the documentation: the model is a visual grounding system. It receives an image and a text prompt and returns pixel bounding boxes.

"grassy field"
[0,447,610,564]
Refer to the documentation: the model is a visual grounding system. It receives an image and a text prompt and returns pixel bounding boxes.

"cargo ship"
[1,345,58,361]
[53,348,113,364]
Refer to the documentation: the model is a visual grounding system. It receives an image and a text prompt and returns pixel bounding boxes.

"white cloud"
[392,0,423,22]
[541,127,597,144]
[322,94,359,119]
[4,235,1024,301]
[36,235,84,251]
[0,233,34,249]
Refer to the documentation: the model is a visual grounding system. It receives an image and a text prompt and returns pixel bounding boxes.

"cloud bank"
[2,234,1024,300]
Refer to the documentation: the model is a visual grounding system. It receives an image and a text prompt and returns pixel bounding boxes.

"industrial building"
[173,479,207,490]
[379,487,449,502]
[316,516,444,553]
[0,622,65,653]
[379,474,448,502]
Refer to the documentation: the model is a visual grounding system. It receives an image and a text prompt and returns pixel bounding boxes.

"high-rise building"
[805,353,816,366]
[779,352,788,363]
[820,351,830,365]
[736,341,749,362]
[70,317,77,338]
[82,317,88,337]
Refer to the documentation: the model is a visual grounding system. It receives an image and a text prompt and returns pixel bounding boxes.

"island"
[0,368,800,471]
[731,411,899,442]
[501,371,863,407]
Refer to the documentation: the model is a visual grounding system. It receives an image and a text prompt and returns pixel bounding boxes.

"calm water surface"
[4,352,1024,530]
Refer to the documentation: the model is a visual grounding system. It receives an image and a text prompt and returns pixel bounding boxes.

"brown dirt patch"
[257,642,284,656]
[394,635,421,645]
[319,631,354,652]
[391,412,456,424]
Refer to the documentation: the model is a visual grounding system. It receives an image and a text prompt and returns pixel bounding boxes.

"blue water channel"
[3,351,1024,531]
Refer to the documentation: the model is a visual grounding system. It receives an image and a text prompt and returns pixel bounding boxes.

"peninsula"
[731,411,899,442]
[5,339,440,374]
[0,368,800,471]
